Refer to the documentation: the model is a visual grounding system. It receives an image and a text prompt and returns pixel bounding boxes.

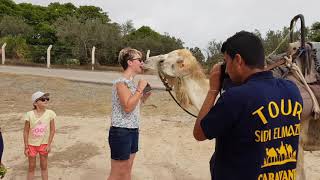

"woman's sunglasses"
[131,58,144,63]
[37,97,50,102]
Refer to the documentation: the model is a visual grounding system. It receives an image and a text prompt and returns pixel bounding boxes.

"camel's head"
[144,49,200,78]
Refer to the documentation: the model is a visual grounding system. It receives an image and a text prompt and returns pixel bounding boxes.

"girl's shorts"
[108,126,139,160]
[28,144,48,157]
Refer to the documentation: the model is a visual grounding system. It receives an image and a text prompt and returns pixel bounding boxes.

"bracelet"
[208,89,219,93]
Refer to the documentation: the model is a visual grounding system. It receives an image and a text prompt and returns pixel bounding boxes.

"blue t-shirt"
[201,71,303,180]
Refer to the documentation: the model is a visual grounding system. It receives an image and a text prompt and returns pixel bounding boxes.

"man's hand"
[209,63,223,91]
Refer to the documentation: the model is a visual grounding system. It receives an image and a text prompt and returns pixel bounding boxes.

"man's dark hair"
[221,31,265,69]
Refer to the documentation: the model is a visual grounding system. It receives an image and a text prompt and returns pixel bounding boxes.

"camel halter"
[157,63,198,118]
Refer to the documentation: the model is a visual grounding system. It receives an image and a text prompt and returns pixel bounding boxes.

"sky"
[14,0,320,50]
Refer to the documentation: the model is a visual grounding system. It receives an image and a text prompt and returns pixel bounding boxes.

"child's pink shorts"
[28,144,48,157]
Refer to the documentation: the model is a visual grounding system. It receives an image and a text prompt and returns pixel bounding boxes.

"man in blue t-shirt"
[193,31,303,180]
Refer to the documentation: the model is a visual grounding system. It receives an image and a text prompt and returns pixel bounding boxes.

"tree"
[0,0,18,18]
[47,2,77,23]
[55,17,122,65]
[76,6,110,24]
[124,26,184,56]
[189,47,205,63]
[0,15,32,37]
[17,3,49,25]
[309,22,320,42]
[120,20,135,36]
[26,23,57,45]
[0,35,29,59]
[205,39,223,68]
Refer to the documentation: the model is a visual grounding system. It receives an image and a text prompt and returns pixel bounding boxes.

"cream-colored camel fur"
[144,48,320,180]
[145,49,210,110]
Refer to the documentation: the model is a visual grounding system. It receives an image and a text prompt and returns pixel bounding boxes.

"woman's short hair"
[118,48,142,70]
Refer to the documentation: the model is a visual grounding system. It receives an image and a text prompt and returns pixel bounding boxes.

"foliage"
[124,26,184,57]
[0,35,29,59]
[54,17,122,65]
[0,15,32,37]
[204,39,223,68]
[120,20,136,36]
[188,47,205,63]
[0,0,318,67]
[309,22,320,42]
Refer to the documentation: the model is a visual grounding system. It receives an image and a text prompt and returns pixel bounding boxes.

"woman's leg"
[107,127,132,180]
[128,154,136,179]
[40,155,48,180]
[108,159,131,180]
[27,156,36,180]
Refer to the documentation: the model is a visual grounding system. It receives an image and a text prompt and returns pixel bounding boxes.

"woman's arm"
[116,80,147,113]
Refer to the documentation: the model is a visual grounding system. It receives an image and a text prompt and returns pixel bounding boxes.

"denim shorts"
[108,126,139,160]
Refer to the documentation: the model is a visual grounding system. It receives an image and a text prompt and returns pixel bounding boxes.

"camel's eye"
[159,60,164,63]
[177,59,183,64]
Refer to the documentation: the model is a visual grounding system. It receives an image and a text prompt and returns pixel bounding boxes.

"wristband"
[208,89,219,93]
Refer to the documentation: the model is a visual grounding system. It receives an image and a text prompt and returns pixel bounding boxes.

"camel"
[144,46,320,180]
[286,144,294,158]
[266,147,278,163]
[276,142,288,161]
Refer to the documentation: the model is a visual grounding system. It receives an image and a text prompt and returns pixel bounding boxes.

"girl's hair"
[118,47,142,70]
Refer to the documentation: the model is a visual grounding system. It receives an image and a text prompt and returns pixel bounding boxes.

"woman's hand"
[137,79,148,92]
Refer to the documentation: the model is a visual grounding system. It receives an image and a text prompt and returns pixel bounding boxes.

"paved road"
[0,65,166,90]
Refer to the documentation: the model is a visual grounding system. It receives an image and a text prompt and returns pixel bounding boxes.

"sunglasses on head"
[37,97,50,102]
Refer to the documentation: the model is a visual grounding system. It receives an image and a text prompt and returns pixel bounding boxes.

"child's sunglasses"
[37,97,50,102]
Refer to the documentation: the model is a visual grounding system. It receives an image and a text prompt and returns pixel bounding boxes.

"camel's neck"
[182,76,209,111]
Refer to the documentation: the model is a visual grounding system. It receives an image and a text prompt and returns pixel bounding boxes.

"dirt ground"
[1,72,320,180]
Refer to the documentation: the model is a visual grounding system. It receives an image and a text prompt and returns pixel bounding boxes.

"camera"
[220,62,232,91]
[143,83,152,94]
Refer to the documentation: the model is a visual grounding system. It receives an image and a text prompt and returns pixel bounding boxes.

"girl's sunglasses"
[37,97,50,102]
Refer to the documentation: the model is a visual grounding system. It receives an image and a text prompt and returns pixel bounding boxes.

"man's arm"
[193,90,219,141]
[193,63,222,141]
